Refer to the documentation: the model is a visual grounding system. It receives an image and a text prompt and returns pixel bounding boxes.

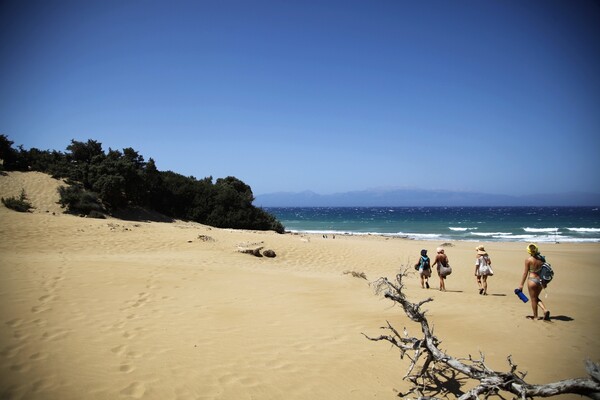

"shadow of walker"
[550,315,574,322]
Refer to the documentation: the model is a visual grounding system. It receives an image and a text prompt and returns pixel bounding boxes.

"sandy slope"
[1,172,599,399]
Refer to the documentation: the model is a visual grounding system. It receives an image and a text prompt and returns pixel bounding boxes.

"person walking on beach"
[518,243,550,320]
[475,245,493,295]
[414,249,431,289]
[433,247,451,291]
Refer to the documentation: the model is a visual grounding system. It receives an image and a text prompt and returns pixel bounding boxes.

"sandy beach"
[1,171,599,399]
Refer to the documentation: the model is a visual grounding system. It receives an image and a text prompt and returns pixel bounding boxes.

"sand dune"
[1,172,599,399]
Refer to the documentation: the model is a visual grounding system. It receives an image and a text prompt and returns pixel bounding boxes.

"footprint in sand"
[12,330,29,341]
[5,318,24,328]
[48,275,65,290]
[125,350,142,359]
[112,321,126,330]
[10,362,31,372]
[38,294,56,303]
[132,292,150,308]
[41,329,70,341]
[121,292,151,311]
[111,345,127,356]
[1,343,24,359]
[122,331,137,339]
[119,363,135,373]
[32,318,47,327]
[120,382,145,398]
[31,305,51,314]
[31,377,57,392]
[29,352,48,361]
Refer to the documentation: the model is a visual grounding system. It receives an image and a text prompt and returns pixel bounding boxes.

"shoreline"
[282,228,600,243]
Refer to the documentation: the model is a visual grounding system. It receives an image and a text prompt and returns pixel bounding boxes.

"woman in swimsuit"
[518,243,550,320]
[414,249,431,289]
[475,245,492,295]
[433,247,449,291]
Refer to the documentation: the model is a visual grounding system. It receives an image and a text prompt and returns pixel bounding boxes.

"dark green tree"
[1,135,285,232]
[0,135,25,171]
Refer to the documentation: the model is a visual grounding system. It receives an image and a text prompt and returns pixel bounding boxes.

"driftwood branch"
[364,270,600,399]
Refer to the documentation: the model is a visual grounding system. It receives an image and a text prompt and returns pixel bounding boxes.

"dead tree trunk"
[365,271,600,399]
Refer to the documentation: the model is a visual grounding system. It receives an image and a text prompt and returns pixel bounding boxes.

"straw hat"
[476,245,487,255]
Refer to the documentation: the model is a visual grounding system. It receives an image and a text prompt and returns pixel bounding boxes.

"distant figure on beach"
[518,243,550,321]
[475,245,493,295]
[433,247,451,291]
[414,249,431,289]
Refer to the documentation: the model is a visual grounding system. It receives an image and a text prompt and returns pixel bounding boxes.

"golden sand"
[1,171,599,399]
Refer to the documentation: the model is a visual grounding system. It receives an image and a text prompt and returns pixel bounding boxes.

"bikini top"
[529,264,542,273]
[529,254,545,273]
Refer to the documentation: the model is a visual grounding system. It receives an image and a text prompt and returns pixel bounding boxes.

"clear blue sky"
[1,0,599,196]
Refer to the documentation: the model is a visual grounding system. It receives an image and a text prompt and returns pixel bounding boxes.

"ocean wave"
[283,229,600,242]
[449,227,478,231]
[478,233,599,243]
[523,227,558,233]
[471,232,512,237]
[567,227,600,233]
[402,233,443,240]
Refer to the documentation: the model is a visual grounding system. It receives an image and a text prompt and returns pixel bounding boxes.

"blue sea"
[265,207,600,243]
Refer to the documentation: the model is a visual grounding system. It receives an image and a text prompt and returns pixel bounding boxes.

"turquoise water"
[264,207,600,243]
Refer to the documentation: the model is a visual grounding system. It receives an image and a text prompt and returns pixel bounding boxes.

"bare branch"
[367,268,600,399]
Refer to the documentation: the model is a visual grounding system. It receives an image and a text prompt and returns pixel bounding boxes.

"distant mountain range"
[254,188,600,207]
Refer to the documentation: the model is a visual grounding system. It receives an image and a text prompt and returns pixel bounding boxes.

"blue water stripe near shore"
[264,207,600,243]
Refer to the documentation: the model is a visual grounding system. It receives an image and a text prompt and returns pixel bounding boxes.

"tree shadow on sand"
[400,365,516,399]
[111,206,175,223]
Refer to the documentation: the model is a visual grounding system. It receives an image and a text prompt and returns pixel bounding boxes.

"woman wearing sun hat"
[433,247,450,291]
[518,243,550,320]
[475,245,493,295]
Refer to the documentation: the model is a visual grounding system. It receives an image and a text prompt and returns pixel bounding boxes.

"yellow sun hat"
[527,243,539,255]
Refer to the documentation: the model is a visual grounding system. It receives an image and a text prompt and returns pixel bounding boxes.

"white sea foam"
[449,227,478,231]
[471,232,512,237]
[402,233,445,241]
[523,227,559,233]
[284,229,599,243]
[567,227,600,233]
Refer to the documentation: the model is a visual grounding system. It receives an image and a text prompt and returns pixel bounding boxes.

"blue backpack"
[417,256,430,271]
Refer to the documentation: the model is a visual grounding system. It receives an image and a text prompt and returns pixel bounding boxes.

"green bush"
[58,185,104,215]
[1,189,33,212]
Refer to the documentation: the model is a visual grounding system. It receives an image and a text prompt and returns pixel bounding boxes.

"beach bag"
[439,262,452,278]
[539,262,554,286]
[479,256,493,276]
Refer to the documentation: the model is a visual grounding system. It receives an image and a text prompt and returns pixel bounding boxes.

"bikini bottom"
[529,277,542,286]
